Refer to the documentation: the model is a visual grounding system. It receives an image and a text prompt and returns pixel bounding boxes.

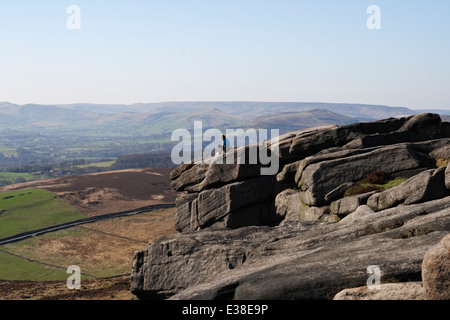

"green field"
[0,171,50,187]
[0,207,176,281]
[0,189,85,239]
[75,160,115,169]
[0,250,74,281]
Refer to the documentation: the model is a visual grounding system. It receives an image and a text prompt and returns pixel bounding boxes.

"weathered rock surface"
[422,234,450,300]
[429,144,450,161]
[174,176,279,232]
[131,197,450,300]
[446,163,450,189]
[299,144,433,206]
[367,167,450,211]
[333,282,424,300]
[330,191,376,216]
[132,113,450,300]
[170,164,209,191]
[274,189,308,222]
[342,113,443,150]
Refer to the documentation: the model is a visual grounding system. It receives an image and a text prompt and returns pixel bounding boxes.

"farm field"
[0,207,176,281]
[0,171,50,187]
[0,168,179,300]
[0,189,85,239]
[0,167,178,217]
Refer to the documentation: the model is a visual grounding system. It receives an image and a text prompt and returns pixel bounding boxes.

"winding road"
[0,203,175,246]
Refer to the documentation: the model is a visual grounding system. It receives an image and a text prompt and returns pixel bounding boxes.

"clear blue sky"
[0,0,449,110]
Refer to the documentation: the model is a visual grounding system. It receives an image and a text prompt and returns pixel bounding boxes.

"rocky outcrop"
[296,140,448,207]
[333,282,424,300]
[330,191,376,216]
[367,167,449,211]
[131,113,450,300]
[422,234,450,300]
[446,163,450,189]
[174,175,280,232]
[132,197,450,299]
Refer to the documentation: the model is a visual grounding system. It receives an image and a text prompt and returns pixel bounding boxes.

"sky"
[0,0,449,110]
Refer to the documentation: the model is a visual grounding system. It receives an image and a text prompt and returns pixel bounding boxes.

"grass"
[0,207,176,281]
[376,177,408,189]
[344,171,409,197]
[436,158,450,168]
[0,250,71,281]
[75,161,115,169]
[0,172,35,179]
[0,171,50,185]
[0,189,85,239]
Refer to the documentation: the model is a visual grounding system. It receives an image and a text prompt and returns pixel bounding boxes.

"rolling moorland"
[0,102,449,300]
[0,168,178,300]
[2,101,449,173]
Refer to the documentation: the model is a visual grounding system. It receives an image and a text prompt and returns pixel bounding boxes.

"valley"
[0,102,449,301]
[2,101,439,174]
[0,168,179,300]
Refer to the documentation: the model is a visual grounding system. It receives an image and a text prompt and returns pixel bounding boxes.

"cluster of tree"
[4,159,107,175]
[0,177,26,187]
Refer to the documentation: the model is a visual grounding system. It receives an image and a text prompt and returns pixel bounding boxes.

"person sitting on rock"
[222,134,231,154]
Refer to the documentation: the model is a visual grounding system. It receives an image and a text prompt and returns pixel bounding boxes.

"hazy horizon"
[1,1,449,110]
[1,100,448,113]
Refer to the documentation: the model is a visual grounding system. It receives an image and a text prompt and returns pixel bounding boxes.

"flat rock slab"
[299,144,433,206]
[422,234,450,300]
[367,167,449,211]
[333,282,424,300]
[131,197,450,300]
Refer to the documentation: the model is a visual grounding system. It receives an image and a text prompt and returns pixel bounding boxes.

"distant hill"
[127,101,415,121]
[139,108,243,134]
[0,101,422,134]
[0,104,242,134]
[0,103,104,130]
[0,101,441,169]
[242,109,358,134]
[2,101,418,122]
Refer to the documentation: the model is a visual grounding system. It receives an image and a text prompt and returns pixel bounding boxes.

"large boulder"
[298,144,434,206]
[333,282,424,300]
[429,144,450,161]
[343,113,444,149]
[267,127,335,163]
[201,162,262,190]
[174,176,279,232]
[446,163,450,189]
[170,164,209,191]
[422,234,450,300]
[288,116,413,158]
[131,225,276,299]
[367,167,449,211]
[275,189,334,223]
[173,193,200,232]
[274,189,309,221]
[131,196,450,300]
[330,191,376,216]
